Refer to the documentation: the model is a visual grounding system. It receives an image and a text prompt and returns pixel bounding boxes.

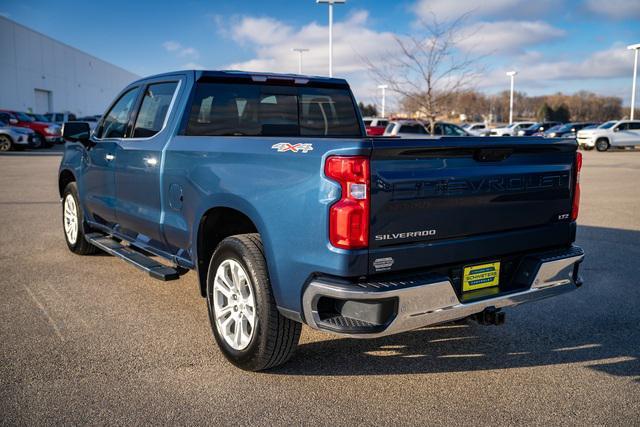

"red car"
[363,117,389,136]
[0,110,62,148]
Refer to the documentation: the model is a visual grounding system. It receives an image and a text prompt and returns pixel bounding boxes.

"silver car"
[383,120,470,138]
[0,119,37,151]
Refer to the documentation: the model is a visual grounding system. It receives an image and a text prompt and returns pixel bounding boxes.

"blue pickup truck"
[59,70,585,371]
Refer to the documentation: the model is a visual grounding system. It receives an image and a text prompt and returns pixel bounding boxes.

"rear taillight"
[324,156,370,249]
[571,151,582,221]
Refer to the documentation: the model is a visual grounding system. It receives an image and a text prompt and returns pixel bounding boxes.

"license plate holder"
[462,261,500,292]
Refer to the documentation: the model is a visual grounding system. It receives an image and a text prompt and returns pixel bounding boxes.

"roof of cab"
[131,70,349,86]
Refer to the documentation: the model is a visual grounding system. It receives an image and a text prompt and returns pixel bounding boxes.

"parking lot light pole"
[378,84,388,117]
[316,0,346,78]
[506,71,517,125]
[292,48,309,74]
[628,43,640,120]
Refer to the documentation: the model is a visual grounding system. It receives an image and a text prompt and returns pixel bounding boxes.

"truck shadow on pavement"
[273,225,640,379]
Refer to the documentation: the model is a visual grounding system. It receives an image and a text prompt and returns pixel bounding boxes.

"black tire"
[206,234,301,371]
[62,182,98,255]
[582,145,594,151]
[0,135,13,151]
[596,138,610,152]
[32,134,44,149]
[39,133,53,148]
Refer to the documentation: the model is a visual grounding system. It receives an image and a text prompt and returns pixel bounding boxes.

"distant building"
[0,16,139,116]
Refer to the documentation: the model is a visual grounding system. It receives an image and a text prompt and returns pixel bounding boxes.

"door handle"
[105,153,115,161]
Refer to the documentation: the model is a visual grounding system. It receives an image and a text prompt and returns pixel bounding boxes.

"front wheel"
[62,182,98,255]
[596,138,610,152]
[206,234,301,371]
[0,135,13,151]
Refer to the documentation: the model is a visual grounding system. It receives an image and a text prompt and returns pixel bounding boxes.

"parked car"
[45,112,77,124]
[543,122,599,138]
[363,117,389,136]
[59,70,584,371]
[0,118,38,151]
[27,113,51,122]
[463,122,490,136]
[489,122,535,136]
[0,110,62,148]
[576,120,640,151]
[518,121,563,136]
[383,120,470,137]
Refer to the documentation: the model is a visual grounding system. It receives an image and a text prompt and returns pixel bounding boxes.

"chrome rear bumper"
[302,246,584,338]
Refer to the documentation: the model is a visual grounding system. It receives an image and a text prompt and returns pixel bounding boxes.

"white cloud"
[230,16,294,46]
[222,11,401,108]
[412,0,559,22]
[163,41,181,52]
[479,44,635,91]
[182,62,205,70]
[226,11,399,76]
[162,40,200,59]
[584,0,640,20]
[458,20,565,55]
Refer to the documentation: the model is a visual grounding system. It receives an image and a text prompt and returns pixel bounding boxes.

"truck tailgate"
[369,137,578,274]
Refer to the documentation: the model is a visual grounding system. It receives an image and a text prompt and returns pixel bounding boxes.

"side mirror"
[9,118,18,125]
[571,128,576,132]
[613,127,620,132]
[539,127,545,131]
[63,121,93,147]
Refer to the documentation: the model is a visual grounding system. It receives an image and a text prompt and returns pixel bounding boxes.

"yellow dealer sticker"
[463,262,501,292]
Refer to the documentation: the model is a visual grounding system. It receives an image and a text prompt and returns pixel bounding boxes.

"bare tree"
[365,13,483,134]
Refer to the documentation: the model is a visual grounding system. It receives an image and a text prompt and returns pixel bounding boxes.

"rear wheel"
[206,234,301,371]
[62,182,98,255]
[596,138,609,152]
[0,135,12,151]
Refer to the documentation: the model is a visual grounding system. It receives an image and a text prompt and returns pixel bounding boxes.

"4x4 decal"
[271,142,314,153]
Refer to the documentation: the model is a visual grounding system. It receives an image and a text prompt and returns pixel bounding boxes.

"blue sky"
[2,0,640,108]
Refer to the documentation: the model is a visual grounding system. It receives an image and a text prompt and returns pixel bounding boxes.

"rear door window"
[186,82,361,137]
[132,82,179,138]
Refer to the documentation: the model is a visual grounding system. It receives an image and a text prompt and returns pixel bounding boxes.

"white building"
[0,16,139,116]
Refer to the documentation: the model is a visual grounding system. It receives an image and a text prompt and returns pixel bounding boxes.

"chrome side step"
[85,233,181,281]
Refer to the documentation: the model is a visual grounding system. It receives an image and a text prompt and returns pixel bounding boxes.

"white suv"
[577,120,640,151]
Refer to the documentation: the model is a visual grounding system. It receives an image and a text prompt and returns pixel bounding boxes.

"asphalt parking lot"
[1,147,639,425]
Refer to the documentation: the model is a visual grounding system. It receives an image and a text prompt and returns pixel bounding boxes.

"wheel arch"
[195,206,262,297]
[58,169,76,197]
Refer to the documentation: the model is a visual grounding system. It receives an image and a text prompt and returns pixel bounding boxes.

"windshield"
[15,112,34,122]
[599,121,616,129]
